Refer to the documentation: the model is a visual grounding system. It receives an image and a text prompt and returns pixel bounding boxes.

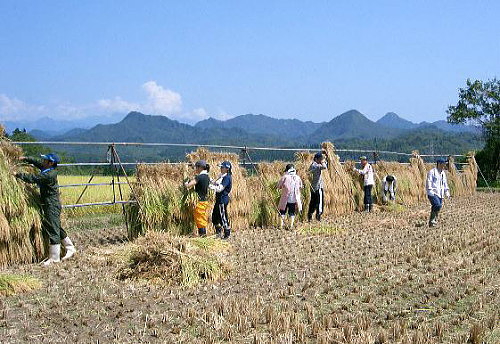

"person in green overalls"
[15,153,76,266]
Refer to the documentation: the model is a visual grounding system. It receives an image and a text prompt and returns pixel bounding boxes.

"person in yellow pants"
[184,160,210,236]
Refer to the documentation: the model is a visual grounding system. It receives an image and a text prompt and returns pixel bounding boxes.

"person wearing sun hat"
[15,153,76,265]
[353,155,375,212]
[209,161,232,239]
[426,158,451,227]
[277,163,303,230]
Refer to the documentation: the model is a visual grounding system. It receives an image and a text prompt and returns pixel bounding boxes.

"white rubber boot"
[61,237,76,261]
[280,215,285,230]
[42,244,61,266]
[289,216,295,230]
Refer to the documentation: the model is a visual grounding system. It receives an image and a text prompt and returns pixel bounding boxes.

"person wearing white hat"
[353,156,375,212]
[277,164,303,230]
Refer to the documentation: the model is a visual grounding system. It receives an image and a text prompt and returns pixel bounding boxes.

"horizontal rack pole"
[62,200,136,208]
[59,182,128,188]
[12,141,424,155]
[57,162,177,167]
[12,140,467,158]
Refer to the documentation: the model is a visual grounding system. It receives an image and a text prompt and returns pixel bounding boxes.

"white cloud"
[0,81,212,124]
[97,97,140,113]
[214,110,234,121]
[142,81,182,114]
[0,94,45,120]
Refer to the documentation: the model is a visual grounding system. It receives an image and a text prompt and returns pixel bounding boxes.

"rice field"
[1,192,499,343]
[58,175,135,217]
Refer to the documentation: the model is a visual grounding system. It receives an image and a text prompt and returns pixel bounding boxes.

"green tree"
[447,78,500,183]
[8,128,51,157]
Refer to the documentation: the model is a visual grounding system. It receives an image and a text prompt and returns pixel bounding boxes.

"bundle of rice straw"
[127,163,196,238]
[117,232,231,287]
[297,142,356,214]
[0,125,45,266]
[128,148,250,238]
[247,163,282,227]
[445,154,478,197]
[186,148,249,231]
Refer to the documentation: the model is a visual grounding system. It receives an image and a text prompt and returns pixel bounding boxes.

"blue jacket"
[215,174,232,204]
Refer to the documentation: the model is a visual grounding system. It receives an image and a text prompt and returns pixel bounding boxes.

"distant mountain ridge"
[55,111,293,147]
[376,112,479,133]
[195,114,323,139]
[310,110,401,142]
[8,110,482,162]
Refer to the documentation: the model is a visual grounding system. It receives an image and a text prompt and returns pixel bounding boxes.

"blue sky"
[0,1,498,124]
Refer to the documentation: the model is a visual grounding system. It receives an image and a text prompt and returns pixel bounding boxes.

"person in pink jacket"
[277,164,303,230]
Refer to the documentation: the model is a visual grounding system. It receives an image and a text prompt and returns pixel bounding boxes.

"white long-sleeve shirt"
[355,163,375,186]
[426,167,450,198]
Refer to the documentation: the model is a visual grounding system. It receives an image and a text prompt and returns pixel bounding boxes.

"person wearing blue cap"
[426,158,451,227]
[308,151,328,222]
[15,153,76,265]
[209,161,232,239]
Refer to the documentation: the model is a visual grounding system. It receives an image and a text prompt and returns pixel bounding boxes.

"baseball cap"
[219,161,232,169]
[436,158,447,164]
[359,156,368,161]
[195,160,207,168]
[314,152,323,160]
[41,153,60,164]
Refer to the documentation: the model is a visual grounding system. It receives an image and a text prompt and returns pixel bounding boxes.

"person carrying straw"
[209,161,232,239]
[426,158,451,227]
[185,160,211,237]
[15,153,76,266]
[308,151,328,222]
[353,156,375,212]
[278,164,303,230]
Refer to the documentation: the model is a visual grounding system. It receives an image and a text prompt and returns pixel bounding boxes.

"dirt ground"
[1,193,499,343]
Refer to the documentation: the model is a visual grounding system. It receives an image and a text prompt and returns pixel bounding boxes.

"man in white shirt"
[426,158,451,227]
[354,156,375,212]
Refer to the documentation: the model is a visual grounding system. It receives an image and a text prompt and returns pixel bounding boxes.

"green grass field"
[59,175,135,217]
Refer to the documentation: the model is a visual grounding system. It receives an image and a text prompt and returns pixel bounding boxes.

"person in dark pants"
[426,158,451,227]
[308,151,328,221]
[382,174,397,204]
[278,164,303,230]
[15,153,76,266]
[354,156,375,212]
[210,161,232,239]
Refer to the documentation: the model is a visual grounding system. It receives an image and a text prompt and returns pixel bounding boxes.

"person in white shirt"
[354,156,375,212]
[426,158,451,227]
[382,174,397,203]
[277,164,303,230]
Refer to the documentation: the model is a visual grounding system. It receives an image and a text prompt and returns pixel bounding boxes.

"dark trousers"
[428,195,443,212]
[212,203,230,231]
[308,188,324,217]
[42,204,67,245]
[363,185,373,205]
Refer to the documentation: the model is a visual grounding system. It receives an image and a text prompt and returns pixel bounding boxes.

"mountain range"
[1,110,483,161]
